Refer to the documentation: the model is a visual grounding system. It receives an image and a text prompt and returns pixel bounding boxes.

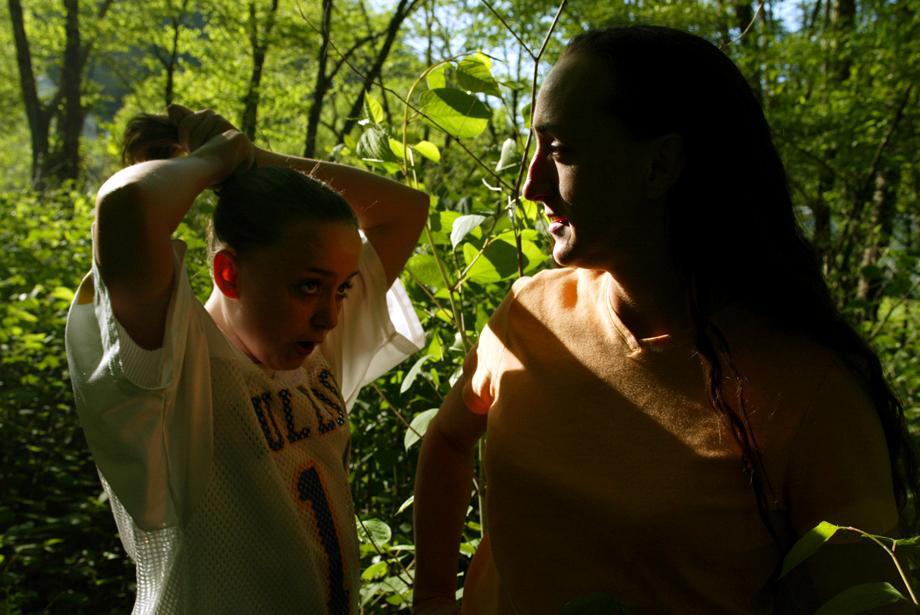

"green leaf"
[455,52,501,96]
[814,583,906,615]
[364,94,385,125]
[357,517,392,546]
[451,214,487,249]
[428,210,461,244]
[463,236,519,284]
[404,408,439,450]
[356,126,398,162]
[414,140,441,163]
[396,495,414,515]
[561,592,629,615]
[401,354,431,394]
[420,88,491,139]
[780,521,840,578]
[426,63,448,89]
[405,253,444,288]
[893,535,920,555]
[362,560,389,581]
[521,101,533,129]
[388,137,407,160]
[426,333,444,361]
[50,286,75,302]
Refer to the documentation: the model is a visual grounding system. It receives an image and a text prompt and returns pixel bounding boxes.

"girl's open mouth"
[295,341,316,356]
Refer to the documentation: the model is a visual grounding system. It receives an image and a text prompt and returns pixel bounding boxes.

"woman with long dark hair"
[412,25,917,613]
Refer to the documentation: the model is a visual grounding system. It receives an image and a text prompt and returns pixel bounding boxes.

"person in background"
[412,25,918,614]
[66,104,427,614]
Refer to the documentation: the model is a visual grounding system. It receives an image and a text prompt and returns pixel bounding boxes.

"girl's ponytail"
[122,113,184,165]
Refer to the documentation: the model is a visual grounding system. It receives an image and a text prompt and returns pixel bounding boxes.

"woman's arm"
[94,128,253,349]
[413,375,488,614]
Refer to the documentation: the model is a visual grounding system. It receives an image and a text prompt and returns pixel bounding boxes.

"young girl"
[413,26,918,614]
[66,105,427,614]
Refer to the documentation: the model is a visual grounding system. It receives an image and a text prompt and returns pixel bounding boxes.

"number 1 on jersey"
[298,466,349,615]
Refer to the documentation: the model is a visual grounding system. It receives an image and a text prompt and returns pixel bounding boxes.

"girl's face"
[227,219,362,371]
[523,53,668,273]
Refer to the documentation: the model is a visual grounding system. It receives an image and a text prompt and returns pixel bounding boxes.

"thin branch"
[480,0,532,59]
[724,1,765,48]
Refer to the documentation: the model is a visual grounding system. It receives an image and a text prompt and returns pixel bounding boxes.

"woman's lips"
[547,213,570,234]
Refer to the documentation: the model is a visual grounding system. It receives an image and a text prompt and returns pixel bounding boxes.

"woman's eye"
[299,280,320,295]
[549,143,570,160]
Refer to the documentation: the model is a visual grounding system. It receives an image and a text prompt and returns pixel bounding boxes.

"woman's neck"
[604,261,688,340]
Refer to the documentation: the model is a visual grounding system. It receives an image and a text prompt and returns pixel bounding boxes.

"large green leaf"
[356,126,398,162]
[428,210,461,245]
[364,94,385,125]
[456,52,501,96]
[404,408,439,450]
[414,140,441,163]
[400,354,431,394]
[419,88,491,139]
[462,236,520,284]
[356,517,392,546]
[780,521,840,578]
[814,583,906,615]
[405,253,444,288]
[450,214,487,248]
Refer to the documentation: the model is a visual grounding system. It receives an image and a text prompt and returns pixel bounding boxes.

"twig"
[867,276,920,341]
[480,0,533,59]
[356,516,415,589]
[371,382,423,440]
[725,1,765,48]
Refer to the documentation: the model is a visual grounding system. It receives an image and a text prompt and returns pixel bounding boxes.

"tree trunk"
[304,0,334,158]
[855,168,897,321]
[9,0,110,189]
[57,0,84,183]
[9,0,53,189]
[240,0,279,140]
[336,0,422,142]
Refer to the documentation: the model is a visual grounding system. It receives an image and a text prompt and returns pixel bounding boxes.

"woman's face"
[229,219,362,371]
[523,53,668,273]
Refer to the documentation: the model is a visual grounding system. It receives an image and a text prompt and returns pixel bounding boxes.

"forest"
[1,0,918,612]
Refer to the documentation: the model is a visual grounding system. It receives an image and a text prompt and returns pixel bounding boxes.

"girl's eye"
[299,280,320,295]
[336,281,354,298]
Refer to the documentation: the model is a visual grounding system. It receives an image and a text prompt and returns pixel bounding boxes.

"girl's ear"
[644,133,685,199]
[213,249,240,299]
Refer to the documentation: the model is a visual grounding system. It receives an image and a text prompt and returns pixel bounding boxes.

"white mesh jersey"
[65,239,424,615]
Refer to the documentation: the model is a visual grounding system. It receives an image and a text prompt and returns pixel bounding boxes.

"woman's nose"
[522,150,556,202]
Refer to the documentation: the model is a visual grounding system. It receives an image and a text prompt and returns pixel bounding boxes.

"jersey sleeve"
[65,240,213,531]
[785,357,899,536]
[320,237,425,410]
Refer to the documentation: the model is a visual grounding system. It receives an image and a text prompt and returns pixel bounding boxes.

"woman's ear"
[213,249,240,299]
[645,133,685,199]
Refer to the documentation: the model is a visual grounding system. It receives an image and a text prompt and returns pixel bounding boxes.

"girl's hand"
[166,104,254,179]
[189,128,255,185]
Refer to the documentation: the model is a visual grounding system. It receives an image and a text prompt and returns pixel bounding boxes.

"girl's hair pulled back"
[122,113,357,259]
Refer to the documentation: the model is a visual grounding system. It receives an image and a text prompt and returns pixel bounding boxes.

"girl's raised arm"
[255,149,429,286]
[94,125,253,350]
[167,104,429,286]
